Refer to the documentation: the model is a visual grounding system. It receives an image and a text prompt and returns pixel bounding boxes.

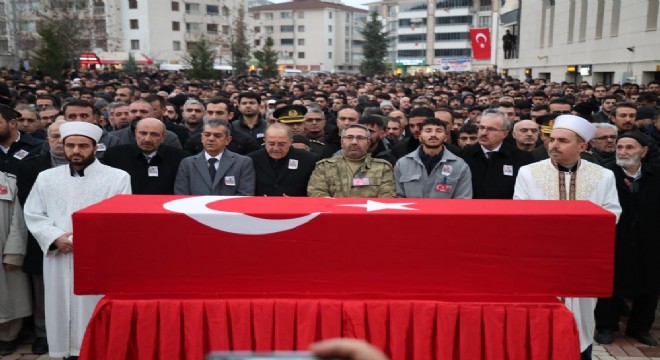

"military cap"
[274,105,307,124]
[535,114,557,134]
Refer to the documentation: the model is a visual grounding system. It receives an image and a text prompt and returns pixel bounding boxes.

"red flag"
[470,28,491,59]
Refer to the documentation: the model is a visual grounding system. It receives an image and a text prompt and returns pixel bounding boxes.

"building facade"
[248,0,367,73]
[366,0,495,74]
[500,0,660,85]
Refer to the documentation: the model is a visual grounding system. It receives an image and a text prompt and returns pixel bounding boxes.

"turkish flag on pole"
[470,28,491,59]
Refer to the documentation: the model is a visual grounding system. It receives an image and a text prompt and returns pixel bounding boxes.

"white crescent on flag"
[163,196,322,235]
[476,33,488,44]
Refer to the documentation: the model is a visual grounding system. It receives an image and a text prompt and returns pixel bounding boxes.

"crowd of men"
[0,67,659,359]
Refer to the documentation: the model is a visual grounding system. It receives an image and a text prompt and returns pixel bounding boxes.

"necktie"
[145,155,153,163]
[208,158,218,181]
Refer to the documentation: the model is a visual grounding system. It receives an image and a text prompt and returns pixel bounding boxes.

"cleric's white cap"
[552,114,596,142]
[60,121,103,142]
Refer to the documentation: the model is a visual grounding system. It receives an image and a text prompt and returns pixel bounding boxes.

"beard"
[616,154,640,168]
[66,151,96,168]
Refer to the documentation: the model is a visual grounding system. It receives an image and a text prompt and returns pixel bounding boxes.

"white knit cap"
[60,121,103,142]
[552,114,596,142]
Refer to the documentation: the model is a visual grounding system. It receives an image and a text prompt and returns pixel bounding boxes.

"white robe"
[514,159,621,352]
[23,160,131,358]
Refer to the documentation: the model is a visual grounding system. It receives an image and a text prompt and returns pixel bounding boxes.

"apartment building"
[366,0,495,73]
[248,0,368,73]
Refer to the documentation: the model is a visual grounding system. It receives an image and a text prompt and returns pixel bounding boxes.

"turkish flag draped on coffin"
[470,28,491,59]
[73,195,615,298]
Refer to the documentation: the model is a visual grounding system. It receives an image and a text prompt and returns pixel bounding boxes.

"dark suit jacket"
[459,142,534,199]
[103,144,189,194]
[174,149,255,195]
[16,147,52,274]
[248,147,319,196]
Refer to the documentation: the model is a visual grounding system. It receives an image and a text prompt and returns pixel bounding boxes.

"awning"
[80,52,154,65]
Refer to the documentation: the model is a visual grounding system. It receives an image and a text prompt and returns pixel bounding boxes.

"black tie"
[208,158,218,181]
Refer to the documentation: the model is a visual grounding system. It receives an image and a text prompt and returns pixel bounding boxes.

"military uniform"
[307,155,395,198]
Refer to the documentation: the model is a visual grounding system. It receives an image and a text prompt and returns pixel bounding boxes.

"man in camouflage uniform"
[307,124,394,197]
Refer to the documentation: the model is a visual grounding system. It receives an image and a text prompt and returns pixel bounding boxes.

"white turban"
[552,114,596,142]
[59,121,103,142]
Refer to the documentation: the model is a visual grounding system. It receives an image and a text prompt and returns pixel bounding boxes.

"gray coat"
[394,146,473,199]
[174,150,255,195]
[0,172,31,322]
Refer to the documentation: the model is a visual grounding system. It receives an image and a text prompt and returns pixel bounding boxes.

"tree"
[124,53,138,77]
[184,36,216,80]
[360,12,389,76]
[230,5,251,75]
[253,37,279,78]
[32,21,67,80]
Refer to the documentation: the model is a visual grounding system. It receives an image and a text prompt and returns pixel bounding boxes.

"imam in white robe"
[23,160,131,358]
[514,158,621,352]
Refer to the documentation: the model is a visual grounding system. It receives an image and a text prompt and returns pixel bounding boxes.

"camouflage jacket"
[307,155,395,198]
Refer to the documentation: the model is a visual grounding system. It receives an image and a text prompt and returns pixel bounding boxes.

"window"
[548,2,555,46]
[254,26,261,33]
[595,0,604,38]
[647,0,659,30]
[611,0,620,36]
[207,5,219,15]
[434,48,471,57]
[265,12,273,20]
[297,25,304,32]
[185,3,200,14]
[434,32,469,41]
[281,38,294,45]
[254,39,261,46]
[207,24,218,34]
[186,42,197,50]
[328,25,332,32]
[399,2,426,11]
[171,1,179,11]
[567,0,575,43]
[0,40,7,53]
[222,25,230,35]
[297,11,304,19]
[280,25,294,32]
[131,39,139,50]
[328,52,332,59]
[328,39,332,45]
[186,23,200,32]
[222,6,229,17]
[130,19,138,29]
[281,11,291,19]
[478,15,490,28]
[579,0,587,42]
[253,13,260,20]
[128,0,137,9]
[435,16,471,25]
[328,11,333,19]
[173,41,181,51]
[172,21,180,31]
[265,26,273,34]
[398,49,425,57]
[399,18,427,26]
[298,52,305,59]
[298,38,305,45]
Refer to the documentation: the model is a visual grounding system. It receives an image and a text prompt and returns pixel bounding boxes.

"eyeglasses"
[478,125,507,132]
[342,135,369,142]
[593,135,617,141]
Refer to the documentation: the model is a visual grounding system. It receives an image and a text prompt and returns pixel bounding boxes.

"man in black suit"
[459,109,534,199]
[103,118,188,194]
[248,123,318,196]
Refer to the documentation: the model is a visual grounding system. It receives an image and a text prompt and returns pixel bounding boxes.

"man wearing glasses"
[308,124,394,198]
[459,109,533,199]
[174,119,255,196]
[589,123,618,167]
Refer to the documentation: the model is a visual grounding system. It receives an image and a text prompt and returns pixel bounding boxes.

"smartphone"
[207,352,343,360]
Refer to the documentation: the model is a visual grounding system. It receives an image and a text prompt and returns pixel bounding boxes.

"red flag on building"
[470,28,491,59]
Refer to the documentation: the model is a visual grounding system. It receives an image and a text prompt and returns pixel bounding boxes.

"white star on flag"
[339,200,418,212]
